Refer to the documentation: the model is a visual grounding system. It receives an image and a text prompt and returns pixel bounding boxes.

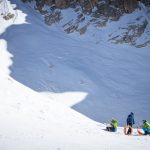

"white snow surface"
[0,0,150,150]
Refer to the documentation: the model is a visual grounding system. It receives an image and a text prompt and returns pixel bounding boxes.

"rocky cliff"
[22,0,150,47]
[23,0,140,13]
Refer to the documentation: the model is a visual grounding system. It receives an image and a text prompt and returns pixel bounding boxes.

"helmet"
[143,120,146,123]
[131,112,134,115]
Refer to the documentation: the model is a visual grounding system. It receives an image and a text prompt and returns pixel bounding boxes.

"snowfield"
[0,0,150,150]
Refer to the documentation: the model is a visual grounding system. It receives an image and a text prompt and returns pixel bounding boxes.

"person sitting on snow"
[106,119,118,132]
[126,112,135,135]
[142,120,150,135]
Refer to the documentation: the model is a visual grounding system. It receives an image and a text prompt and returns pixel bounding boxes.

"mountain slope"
[0,31,150,150]
[0,1,150,149]
[1,60,150,150]
[1,0,150,125]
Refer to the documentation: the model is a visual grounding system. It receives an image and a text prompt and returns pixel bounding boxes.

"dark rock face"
[78,0,98,13]
[108,20,149,47]
[44,10,62,25]
[45,0,54,6]
[22,0,150,11]
[21,0,150,47]
[55,0,70,9]
[140,0,150,6]
[22,0,140,13]
[124,0,138,13]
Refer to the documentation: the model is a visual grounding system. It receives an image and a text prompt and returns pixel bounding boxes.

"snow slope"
[0,1,150,149]
[1,0,150,125]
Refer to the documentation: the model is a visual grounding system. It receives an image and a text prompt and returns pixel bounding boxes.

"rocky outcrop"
[22,0,150,47]
[45,0,54,6]
[22,0,141,14]
[140,0,150,6]
[78,0,98,13]
[108,20,149,46]
[55,0,70,8]
[124,0,138,13]
[45,10,62,25]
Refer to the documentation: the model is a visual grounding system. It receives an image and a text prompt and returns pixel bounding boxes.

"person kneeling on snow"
[106,119,118,132]
[142,120,150,135]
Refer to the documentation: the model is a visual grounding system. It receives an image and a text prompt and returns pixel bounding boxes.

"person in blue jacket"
[126,112,135,135]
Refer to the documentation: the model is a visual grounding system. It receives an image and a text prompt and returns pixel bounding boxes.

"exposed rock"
[136,20,148,35]
[3,13,14,20]
[55,0,70,9]
[22,0,141,16]
[22,0,150,47]
[140,0,150,6]
[108,20,148,46]
[63,12,86,34]
[77,23,90,35]
[96,2,110,17]
[95,2,123,21]
[44,10,62,25]
[34,0,48,14]
[45,0,54,6]
[124,0,138,13]
[79,0,98,13]
[64,24,79,33]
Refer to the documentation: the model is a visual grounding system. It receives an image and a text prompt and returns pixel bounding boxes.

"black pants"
[144,131,150,135]
[127,123,132,135]
[106,126,114,132]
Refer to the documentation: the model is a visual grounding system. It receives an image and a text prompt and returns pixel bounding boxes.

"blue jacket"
[127,113,135,125]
